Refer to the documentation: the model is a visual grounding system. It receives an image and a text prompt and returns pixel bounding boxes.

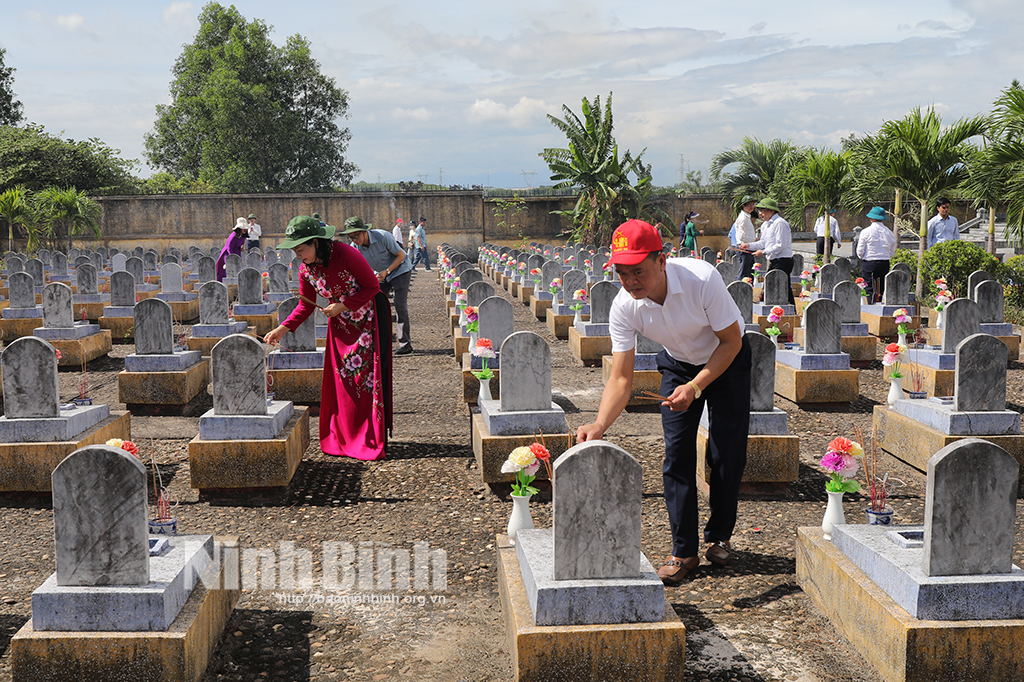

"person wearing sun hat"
[857,206,897,303]
[215,217,249,281]
[264,215,390,461]
[738,197,794,304]
[577,219,751,587]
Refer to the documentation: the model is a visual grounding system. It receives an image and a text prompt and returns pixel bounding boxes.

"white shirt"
[609,258,743,366]
[856,221,897,261]
[248,222,262,239]
[746,214,792,260]
[392,223,403,244]
[814,216,841,243]
[927,214,959,248]
[733,210,757,245]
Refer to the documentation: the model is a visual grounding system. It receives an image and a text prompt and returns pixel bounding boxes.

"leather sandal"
[657,556,700,586]
[705,540,732,566]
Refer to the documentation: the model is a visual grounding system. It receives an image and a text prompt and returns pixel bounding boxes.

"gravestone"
[2,336,58,418]
[552,441,643,580]
[134,298,174,355]
[478,296,515,350]
[52,445,149,586]
[143,252,158,272]
[265,250,279,266]
[818,263,842,298]
[8,272,34,309]
[110,271,136,307]
[267,263,289,293]
[7,256,24,274]
[460,268,484,290]
[791,253,804,274]
[41,283,74,328]
[225,254,242,280]
[69,248,80,261]
[973,279,1004,324]
[716,261,738,283]
[941,298,980,354]
[924,439,1018,576]
[883,270,911,305]
[526,255,544,279]
[560,270,588,309]
[592,253,609,276]
[237,268,263,305]
[892,262,913,277]
[25,258,43,287]
[38,249,50,266]
[198,256,216,283]
[589,281,618,324]
[275,297,316,352]
[111,253,127,272]
[748,332,776,412]
[833,281,861,323]
[499,332,551,412]
[97,247,108,260]
[803,299,841,354]
[291,257,303,281]
[51,252,68,277]
[466,281,495,308]
[126,257,145,288]
[763,269,790,306]
[199,281,230,324]
[727,281,753,325]
[967,270,993,299]
[162,254,179,266]
[455,262,472,279]
[76,263,98,294]
[540,260,561,290]
[833,256,851,280]
[160,263,184,293]
[954,334,1008,412]
[246,250,264,270]
[133,246,144,259]
[702,250,717,265]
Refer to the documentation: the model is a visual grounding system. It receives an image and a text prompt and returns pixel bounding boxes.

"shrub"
[890,249,920,289]
[919,240,1000,300]
[1000,255,1024,309]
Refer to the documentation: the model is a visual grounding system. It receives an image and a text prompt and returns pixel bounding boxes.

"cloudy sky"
[2,0,1021,188]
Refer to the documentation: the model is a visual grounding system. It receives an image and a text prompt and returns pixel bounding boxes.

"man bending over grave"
[577,219,751,586]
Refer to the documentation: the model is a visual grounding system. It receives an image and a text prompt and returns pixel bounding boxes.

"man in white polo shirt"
[577,220,751,586]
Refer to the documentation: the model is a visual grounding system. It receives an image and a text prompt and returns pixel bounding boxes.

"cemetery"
[3,237,1024,682]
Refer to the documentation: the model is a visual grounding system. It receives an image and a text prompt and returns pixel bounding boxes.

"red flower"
[771,306,784,317]
[475,338,493,349]
[121,440,139,457]
[885,342,902,353]
[464,306,475,315]
[529,442,551,461]
[827,437,853,454]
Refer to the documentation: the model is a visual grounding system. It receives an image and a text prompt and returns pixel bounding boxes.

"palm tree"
[962,144,1011,254]
[978,83,1024,248]
[785,149,853,263]
[710,137,808,211]
[539,93,650,245]
[848,107,986,296]
[0,185,36,251]
[36,187,102,251]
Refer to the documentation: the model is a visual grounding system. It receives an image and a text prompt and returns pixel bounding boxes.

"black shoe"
[395,345,413,356]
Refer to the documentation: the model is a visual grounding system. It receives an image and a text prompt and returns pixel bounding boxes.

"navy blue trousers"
[657,337,751,558]
[861,260,889,303]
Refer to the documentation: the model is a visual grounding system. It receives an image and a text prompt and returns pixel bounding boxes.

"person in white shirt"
[814,208,842,257]
[246,213,262,251]
[738,197,794,304]
[577,220,750,587]
[926,197,959,249]
[731,196,758,280]
[856,206,897,303]
[392,219,407,264]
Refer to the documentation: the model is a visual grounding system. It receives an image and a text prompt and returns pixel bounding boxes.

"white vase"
[507,494,534,544]
[887,376,904,407]
[861,296,868,306]
[477,377,491,404]
[573,310,582,326]
[459,308,468,325]
[470,331,478,347]
[935,308,944,330]
[822,490,846,541]
[897,332,907,347]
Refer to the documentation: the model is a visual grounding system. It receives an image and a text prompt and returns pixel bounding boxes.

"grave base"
[118,360,210,413]
[0,316,45,344]
[602,356,663,408]
[568,326,610,366]
[0,411,131,492]
[752,313,800,337]
[471,412,569,484]
[696,425,799,490]
[861,311,920,338]
[497,534,686,682]
[11,539,239,682]
[71,301,107,322]
[793,329,876,366]
[529,296,553,322]
[164,298,200,324]
[518,285,535,306]
[883,362,952,398]
[461,354,499,404]
[49,330,112,367]
[774,363,859,404]
[919,327,1019,364]
[232,312,277,336]
[796,526,1024,682]
[546,310,588,340]
[186,327,256,356]
[872,405,1024,480]
[267,367,324,404]
[97,316,135,343]
[188,407,310,490]
[453,328,472,359]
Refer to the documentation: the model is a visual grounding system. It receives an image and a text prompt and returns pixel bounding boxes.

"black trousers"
[380,271,411,347]
[657,337,751,558]
[815,236,836,256]
[768,257,796,305]
[861,260,890,304]
[736,251,755,281]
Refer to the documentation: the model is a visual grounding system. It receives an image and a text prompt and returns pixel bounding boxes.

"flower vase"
[573,310,582,326]
[149,517,177,536]
[861,296,868,306]
[935,308,944,330]
[897,332,907,347]
[865,506,894,526]
[604,272,612,281]
[887,376,904,407]
[470,331,478,347]
[459,308,468,326]
[478,377,491,404]
[821,490,846,540]
[506,494,534,544]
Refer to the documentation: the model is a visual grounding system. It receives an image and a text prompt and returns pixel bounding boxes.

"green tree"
[784,149,854,263]
[0,125,137,195]
[849,107,986,297]
[709,137,808,212]
[0,47,23,126]
[976,82,1024,249]
[138,172,216,195]
[539,93,651,246]
[0,186,36,251]
[36,187,101,251]
[144,3,357,193]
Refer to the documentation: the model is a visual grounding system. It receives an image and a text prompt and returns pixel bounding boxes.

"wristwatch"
[687,380,702,399]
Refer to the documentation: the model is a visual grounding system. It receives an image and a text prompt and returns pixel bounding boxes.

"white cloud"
[162,2,195,27]
[467,97,548,128]
[393,107,431,121]
[55,13,87,31]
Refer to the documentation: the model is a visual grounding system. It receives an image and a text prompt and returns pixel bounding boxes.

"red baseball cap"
[608,220,664,266]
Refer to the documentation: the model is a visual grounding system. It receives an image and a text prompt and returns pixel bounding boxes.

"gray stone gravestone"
[110,271,136,307]
[592,253,609,276]
[76,263,98,294]
[924,439,1018,576]
[466,281,495,308]
[499,332,551,412]
[97,247,108,260]
[69,248,80,261]
[747,332,775,412]
[763,269,790,306]
[791,253,804,275]
[552,441,643,580]
[955,334,1007,412]
[143,252,158,271]
[38,249,50,266]
[941,298,980,354]
[716,261,738,283]
[265,250,279,266]
[892,262,912,277]
[727,281,753,325]
[8,272,34,309]
[267,263,289,293]
[702,250,717,265]
[2,336,58,418]
[968,270,994,300]
[540,260,561,290]
[291,257,303,281]
[41,283,73,328]
[7,256,24,274]
[237,268,263,305]
[198,256,216,283]
[833,281,861,324]
[52,445,149,586]
[833,256,851,279]
[133,246,144,259]
[803,299,841,354]
[162,254,178,266]
[246,250,264,270]
[560,270,587,309]
[111,253,127,272]
[91,252,104,272]
[126,257,144,288]
[818,263,842,298]
[51,252,68,276]
[973,279,1003,324]
[25,258,43,287]
[275,297,316,352]
[225,254,242,280]
[199,281,230,325]
[134,298,174,355]
[478,296,514,351]
[160,263,183,293]
[589,281,618,324]
[460,268,484,291]
[883,270,911,305]
[455,261,472,279]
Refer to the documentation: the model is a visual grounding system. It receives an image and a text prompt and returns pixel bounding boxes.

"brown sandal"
[705,540,732,566]
[657,556,700,586]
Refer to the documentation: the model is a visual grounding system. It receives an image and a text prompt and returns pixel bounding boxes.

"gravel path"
[1,263,1023,682]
